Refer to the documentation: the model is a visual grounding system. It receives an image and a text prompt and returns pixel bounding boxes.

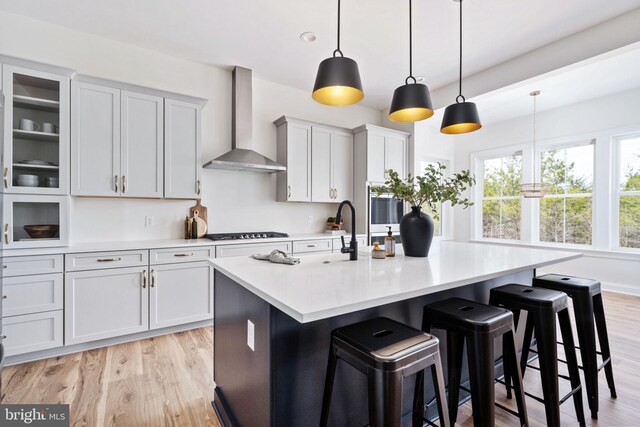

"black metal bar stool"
[490,284,586,427]
[533,274,616,419]
[422,298,528,427]
[319,317,450,427]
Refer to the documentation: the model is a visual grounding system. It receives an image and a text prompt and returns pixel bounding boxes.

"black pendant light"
[441,0,482,135]
[312,0,364,106]
[389,0,433,122]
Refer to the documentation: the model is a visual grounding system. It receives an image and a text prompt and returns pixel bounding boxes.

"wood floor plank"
[2,292,640,426]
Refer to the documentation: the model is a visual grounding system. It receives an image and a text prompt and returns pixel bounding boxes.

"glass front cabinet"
[1,194,69,249]
[2,65,70,195]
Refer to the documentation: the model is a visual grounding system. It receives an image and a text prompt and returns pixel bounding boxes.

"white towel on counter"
[251,249,300,265]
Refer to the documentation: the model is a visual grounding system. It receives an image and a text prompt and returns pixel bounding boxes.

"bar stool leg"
[466,331,496,427]
[368,370,403,427]
[502,308,522,399]
[431,355,451,427]
[558,308,587,427]
[520,314,535,377]
[446,331,465,426]
[593,293,617,398]
[534,312,561,427]
[319,342,338,427]
[572,296,599,419]
[412,370,425,427]
[504,328,528,427]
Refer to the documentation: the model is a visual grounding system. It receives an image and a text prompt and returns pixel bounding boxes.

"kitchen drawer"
[216,241,292,258]
[150,246,215,265]
[65,250,149,271]
[3,310,64,357]
[2,273,63,317]
[332,236,367,252]
[2,254,63,277]
[292,239,332,254]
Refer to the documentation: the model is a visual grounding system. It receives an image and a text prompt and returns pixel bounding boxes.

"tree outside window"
[482,154,522,240]
[539,144,594,245]
[618,136,640,248]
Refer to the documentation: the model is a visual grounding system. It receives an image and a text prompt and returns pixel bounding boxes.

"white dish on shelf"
[18,160,58,166]
[16,174,40,187]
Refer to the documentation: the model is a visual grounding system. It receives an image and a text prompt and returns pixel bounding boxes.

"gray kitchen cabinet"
[311,126,353,203]
[2,64,71,196]
[120,91,164,198]
[275,117,311,202]
[65,266,149,345]
[3,310,63,357]
[72,81,164,198]
[2,273,63,317]
[164,98,202,199]
[353,124,409,183]
[149,261,213,330]
[1,194,69,249]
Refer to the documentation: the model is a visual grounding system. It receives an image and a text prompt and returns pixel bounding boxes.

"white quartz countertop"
[209,241,582,323]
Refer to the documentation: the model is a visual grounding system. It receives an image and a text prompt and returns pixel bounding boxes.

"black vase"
[400,206,434,257]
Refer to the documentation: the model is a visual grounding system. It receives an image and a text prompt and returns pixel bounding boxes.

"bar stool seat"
[320,317,450,427]
[533,274,616,419]
[490,284,586,427]
[422,298,528,427]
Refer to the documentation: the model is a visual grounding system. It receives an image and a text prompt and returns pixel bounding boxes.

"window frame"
[612,132,640,252]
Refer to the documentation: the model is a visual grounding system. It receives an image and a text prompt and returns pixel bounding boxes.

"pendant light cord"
[457,0,465,103]
[334,0,343,57]
[409,0,414,81]
[533,93,537,174]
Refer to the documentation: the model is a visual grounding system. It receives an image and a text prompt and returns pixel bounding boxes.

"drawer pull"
[1,335,6,340]
[307,244,318,248]
[4,224,8,245]
[2,264,6,268]
[2,294,6,299]
[143,270,147,288]
[97,257,122,262]
[173,253,194,257]
[151,269,156,288]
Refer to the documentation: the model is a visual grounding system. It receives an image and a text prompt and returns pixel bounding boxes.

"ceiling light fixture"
[388,0,434,123]
[441,0,482,134]
[300,32,317,43]
[312,0,364,106]
[521,90,550,198]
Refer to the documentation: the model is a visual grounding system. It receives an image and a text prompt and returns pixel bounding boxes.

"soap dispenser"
[384,226,396,257]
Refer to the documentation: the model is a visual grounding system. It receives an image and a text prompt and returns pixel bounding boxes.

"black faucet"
[335,200,358,261]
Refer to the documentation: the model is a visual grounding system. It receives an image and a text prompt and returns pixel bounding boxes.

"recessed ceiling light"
[415,76,426,83]
[300,32,317,43]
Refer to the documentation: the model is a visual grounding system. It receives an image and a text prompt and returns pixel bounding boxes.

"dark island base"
[212,269,533,427]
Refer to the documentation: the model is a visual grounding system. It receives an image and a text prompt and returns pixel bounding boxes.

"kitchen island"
[210,241,581,427]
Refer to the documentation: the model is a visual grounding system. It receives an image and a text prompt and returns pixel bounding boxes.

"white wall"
[449,88,640,291]
[0,11,382,243]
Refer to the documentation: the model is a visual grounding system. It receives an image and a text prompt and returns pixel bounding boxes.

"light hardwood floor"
[2,291,640,426]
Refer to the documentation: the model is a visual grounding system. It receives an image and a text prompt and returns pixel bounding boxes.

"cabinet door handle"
[288,185,292,198]
[97,257,122,262]
[114,175,119,193]
[2,295,7,299]
[174,253,194,257]
[197,180,201,195]
[122,175,126,194]
[4,224,9,245]
[1,335,6,340]
[142,270,147,288]
[3,168,8,189]
[151,270,156,287]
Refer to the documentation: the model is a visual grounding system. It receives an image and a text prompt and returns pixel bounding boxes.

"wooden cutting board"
[189,199,208,224]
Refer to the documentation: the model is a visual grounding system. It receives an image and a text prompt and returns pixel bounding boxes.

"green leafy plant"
[372,163,475,220]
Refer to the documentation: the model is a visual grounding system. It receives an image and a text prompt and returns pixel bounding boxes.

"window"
[481,153,522,240]
[539,143,594,245]
[617,135,640,249]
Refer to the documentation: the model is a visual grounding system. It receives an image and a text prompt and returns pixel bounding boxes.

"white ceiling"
[1,0,640,111]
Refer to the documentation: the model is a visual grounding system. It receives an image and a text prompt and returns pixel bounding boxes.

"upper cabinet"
[164,99,202,199]
[70,77,205,199]
[275,116,352,203]
[2,65,71,195]
[353,124,409,183]
[311,125,353,202]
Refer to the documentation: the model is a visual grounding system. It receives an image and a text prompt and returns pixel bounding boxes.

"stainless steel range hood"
[204,66,285,173]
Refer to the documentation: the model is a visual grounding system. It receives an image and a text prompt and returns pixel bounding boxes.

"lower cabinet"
[3,311,63,357]
[65,266,149,345]
[149,261,213,330]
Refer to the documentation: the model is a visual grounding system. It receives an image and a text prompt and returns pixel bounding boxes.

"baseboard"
[601,281,640,297]
[5,319,213,366]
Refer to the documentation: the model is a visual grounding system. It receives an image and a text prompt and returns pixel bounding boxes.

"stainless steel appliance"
[368,186,404,245]
[206,232,289,241]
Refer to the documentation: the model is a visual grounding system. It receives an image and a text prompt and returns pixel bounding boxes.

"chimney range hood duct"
[204,66,286,173]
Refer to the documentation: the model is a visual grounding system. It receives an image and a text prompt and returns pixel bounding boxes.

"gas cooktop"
[205,232,289,241]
